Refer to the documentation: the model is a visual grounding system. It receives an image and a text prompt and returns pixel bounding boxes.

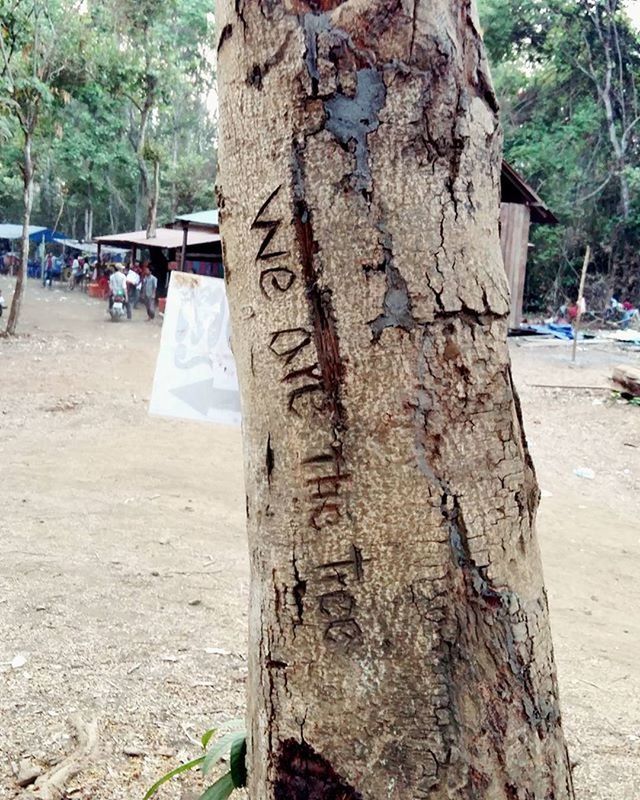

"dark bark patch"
[292,556,307,626]
[442,493,560,736]
[266,434,275,484]
[301,12,330,96]
[324,68,386,192]
[347,0,403,54]
[235,0,247,30]
[369,231,416,341]
[247,64,263,89]
[275,739,363,800]
[469,766,491,792]
[292,0,348,11]
[217,23,233,53]
[246,33,293,90]
[293,200,346,430]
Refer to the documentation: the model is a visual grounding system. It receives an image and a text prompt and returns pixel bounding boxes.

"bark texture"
[217,2,574,798]
[6,133,34,336]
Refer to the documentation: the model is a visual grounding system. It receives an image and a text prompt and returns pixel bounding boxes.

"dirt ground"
[0,278,638,800]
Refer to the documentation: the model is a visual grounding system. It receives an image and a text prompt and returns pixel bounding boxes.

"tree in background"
[479,0,640,310]
[218,1,573,797]
[102,0,215,232]
[0,0,87,334]
[0,0,217,255]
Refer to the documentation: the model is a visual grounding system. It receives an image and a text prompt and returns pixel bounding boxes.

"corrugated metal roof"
[174,209,219,228]
[54,238,128,255]
[94,227,220,249]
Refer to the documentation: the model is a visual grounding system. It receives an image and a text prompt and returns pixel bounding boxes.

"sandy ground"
[0,278,639,800]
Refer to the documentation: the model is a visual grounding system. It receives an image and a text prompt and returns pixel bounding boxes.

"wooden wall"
[500,202,531,329]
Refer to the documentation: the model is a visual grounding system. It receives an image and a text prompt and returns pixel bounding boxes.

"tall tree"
[0,0,87,334]
[479,0,640,306]
[104,0,214,231]
[217,1,573,798]
[0,0,217,246]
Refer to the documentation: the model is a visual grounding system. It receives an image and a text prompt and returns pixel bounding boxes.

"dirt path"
[1,278,638,799]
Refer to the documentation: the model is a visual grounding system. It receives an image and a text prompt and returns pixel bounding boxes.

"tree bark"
[6,132,34,336]
[84,200,94,242]
[146,158,160,239]
[217,2,574,799]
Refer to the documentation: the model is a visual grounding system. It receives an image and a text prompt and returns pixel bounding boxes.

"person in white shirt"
[69,257,80,290]
[0,289,6,317]
[125,265,141,309]
[108,265,130,318]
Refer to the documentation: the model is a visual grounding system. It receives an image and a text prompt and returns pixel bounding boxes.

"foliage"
[0,0,217,240]
[144,721,246,800]
[479,0,640,312]
[611,389,640,406]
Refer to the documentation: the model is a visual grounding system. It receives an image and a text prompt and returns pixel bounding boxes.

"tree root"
[22,715,99,800]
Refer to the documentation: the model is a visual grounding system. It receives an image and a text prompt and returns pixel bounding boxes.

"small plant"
[144,720,247,800]
[611,390,640,407]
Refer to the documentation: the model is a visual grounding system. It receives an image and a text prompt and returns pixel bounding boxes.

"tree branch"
[577,172,614,202]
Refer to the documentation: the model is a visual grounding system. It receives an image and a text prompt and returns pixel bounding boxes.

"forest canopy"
[0,0,217,242]
[479,0,640,309]
[1,0,639,311]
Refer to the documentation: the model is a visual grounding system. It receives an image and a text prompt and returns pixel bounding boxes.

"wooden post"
[572,246,591,363]
[180,222,189,272]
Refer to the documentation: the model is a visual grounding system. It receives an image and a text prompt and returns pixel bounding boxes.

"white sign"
[149,272,241,426]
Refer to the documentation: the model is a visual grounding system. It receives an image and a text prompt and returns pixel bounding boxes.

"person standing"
[141,266,158,320]
[125,264,141,310]
[69,256,80,290]
[43,252,53,287]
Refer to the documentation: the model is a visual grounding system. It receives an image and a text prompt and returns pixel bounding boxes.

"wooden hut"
[500,161,558,329]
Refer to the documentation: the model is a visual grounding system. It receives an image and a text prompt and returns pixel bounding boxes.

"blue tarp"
[0,224,67,243]
[527,323,575,340]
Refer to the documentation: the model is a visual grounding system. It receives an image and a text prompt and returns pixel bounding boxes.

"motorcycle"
[109,292,127,322]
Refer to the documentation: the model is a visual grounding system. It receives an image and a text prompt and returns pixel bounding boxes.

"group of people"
[67,255,91,289]
[108,262,158,320]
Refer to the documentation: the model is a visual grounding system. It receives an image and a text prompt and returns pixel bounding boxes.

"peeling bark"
[217,1,573,798]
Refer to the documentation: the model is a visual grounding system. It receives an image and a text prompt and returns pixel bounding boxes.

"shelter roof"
[54,238,127,255]
[174,209,219,228]
[0,224,54,241]
[94,227,220,250]
[501,161,558,225]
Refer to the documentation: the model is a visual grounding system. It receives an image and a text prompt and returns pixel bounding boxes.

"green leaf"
[202,732,245,776]
[143,756,205,800]
[229,736,247,788]
[201,728,217,749]
[198,772,235,800]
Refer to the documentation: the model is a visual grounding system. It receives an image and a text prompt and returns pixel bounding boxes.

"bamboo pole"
[572,246,591,363]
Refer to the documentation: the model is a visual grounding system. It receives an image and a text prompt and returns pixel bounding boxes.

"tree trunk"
[170,125,179,218]
[6,133,34,336]
[217,2,574,799]
[146,158,160,239]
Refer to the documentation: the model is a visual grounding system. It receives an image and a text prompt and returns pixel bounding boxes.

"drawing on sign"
[149,272,241,426]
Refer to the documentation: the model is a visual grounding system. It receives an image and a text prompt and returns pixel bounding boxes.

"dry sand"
[0,278,638,799]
